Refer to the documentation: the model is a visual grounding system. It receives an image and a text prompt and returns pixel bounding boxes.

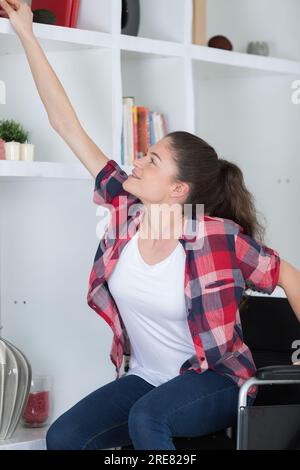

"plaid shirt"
[87,160,281,399]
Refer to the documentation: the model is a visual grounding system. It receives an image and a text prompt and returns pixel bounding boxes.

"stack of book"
[31,0,80,28]
[121,97,169,166]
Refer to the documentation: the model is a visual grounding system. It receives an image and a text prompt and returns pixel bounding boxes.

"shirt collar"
[133,206,204,244]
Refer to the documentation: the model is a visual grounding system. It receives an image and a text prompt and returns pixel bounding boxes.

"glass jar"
[22,375,52,428]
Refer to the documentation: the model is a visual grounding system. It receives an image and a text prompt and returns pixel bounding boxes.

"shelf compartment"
[137,0,186,43]
[206,0,300,63]
[121,50,186,161]
[76,0,113,34]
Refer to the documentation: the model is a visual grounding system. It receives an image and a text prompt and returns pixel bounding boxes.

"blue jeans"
[46,369,255,450]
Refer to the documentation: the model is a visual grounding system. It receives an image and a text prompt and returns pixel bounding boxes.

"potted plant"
[0,119,34,161]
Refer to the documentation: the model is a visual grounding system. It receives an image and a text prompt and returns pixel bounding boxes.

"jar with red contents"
[22,375,52,428]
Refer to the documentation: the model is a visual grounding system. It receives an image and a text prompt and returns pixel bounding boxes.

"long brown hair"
[166,131,266,309]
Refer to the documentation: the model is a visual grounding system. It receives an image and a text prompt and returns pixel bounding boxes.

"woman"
[1,0,300,451]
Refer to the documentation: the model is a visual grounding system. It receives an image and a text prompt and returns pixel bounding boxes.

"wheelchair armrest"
[256,365,300,380]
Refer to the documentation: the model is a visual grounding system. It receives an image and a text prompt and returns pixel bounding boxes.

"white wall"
[0,180,115,421]
[194,72,300,266]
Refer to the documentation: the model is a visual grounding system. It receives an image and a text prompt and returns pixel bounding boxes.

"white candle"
[5,142,20,161]
[20,143,34,161]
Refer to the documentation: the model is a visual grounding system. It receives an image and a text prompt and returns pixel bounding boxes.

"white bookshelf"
[0,426,47,450]
[0,160,92,180]
[0,0,298,450]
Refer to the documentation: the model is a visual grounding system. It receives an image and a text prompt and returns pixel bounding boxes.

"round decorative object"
[0,338,32,440]
[121,0,140,37]
[208,35,233,51]
[247,41,269,56]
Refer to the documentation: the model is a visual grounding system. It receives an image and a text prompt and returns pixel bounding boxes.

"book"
[123,97,135,165]
[149,111,154,145]
[193,0,206,46]
[31,0,73,27]
[121,98,169,163]
[122,97,135,165]
[132,105,138,161]
[137,107,150,158]
[70,0,80,28]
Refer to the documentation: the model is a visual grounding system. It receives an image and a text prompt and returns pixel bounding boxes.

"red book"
[137,107,150,158]
[31,0,73,27]
[70,0,80,28]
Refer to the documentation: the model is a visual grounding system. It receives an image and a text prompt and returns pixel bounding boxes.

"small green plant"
[0,119,29,143]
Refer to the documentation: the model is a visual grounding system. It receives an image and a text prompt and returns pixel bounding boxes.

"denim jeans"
[46,369,255,450]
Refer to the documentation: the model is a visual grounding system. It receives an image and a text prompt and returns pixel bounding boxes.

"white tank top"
[107,229,195,386]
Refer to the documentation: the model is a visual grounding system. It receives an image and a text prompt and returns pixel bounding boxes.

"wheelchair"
[119,295,300,450]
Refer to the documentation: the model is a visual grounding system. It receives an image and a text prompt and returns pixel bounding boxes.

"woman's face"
[122,138,190,207]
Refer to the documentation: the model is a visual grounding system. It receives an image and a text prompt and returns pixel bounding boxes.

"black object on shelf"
[122,0,140,36]
[32,9,56,25]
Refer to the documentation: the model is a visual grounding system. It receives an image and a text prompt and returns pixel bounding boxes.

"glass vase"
[22,375,52,428]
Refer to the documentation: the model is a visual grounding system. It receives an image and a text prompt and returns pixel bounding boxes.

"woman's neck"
[139,204,185,244]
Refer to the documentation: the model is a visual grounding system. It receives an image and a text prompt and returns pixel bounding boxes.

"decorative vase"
[0,338,32,440]
[247,41,269,56]
[22,375,52,428]
[20,143,35,162]
[4,141,20,161]
[122,0,140,37]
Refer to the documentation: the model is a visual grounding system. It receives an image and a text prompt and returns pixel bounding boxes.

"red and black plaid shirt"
[87,160,281,399]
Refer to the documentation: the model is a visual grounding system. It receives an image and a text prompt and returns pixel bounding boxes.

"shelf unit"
[0,0,300,179]
[0,0,298,449]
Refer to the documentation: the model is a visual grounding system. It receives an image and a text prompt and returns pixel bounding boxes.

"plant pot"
[4,141,20,161]
[0,139,5,160]
[20,143,35,161]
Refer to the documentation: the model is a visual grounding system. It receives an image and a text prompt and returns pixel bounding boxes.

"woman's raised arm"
[0,0,109,178]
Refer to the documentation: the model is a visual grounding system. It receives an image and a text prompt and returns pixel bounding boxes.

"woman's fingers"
[0,0,14,15]
[1,0,21,10]
[0,0,22,16]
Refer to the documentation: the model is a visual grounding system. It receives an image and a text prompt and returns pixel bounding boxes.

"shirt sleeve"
[234,231,281,294]
[93,159,130,206]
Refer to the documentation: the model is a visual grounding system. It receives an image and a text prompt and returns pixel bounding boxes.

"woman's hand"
[0,0,33,39]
